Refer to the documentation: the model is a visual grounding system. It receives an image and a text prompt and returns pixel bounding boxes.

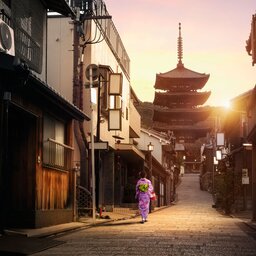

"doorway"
[5,104,37,227]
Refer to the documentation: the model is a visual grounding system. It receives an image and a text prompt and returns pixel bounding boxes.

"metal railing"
[43,138,74,171]
[101,18,130,78]
[0,8,43,73]
[0,9,11,25]
[14,25,42,73]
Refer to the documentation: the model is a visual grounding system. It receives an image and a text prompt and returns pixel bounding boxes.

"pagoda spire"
[177,22,184,67]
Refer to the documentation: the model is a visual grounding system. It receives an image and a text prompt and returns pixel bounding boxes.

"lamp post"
[89,68,96,223]
[147,142,154,212]
[147,142,154,180]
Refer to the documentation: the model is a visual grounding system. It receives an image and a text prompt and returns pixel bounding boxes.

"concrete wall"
[46,17,134,150]
[46,17,74,103]
[82,21,132,148]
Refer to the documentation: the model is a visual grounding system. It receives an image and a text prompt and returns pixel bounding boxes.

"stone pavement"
[32,173,256,256]
[4,203,167,238]
[231,210,256,232]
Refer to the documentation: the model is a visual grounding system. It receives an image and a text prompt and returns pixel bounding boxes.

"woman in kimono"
[135,170,154,223]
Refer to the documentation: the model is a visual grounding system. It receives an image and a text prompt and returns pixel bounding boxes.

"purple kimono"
[135,178,153,220]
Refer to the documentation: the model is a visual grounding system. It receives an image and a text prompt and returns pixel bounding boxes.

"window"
[43,114,73,170]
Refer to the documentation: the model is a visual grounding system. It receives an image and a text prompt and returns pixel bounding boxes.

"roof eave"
[29,74,89,121]
[45,0,75,18]
[154,75,210,90]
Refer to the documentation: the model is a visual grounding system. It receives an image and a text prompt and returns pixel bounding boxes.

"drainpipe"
[95,75,101,210]
[73,12,88,188]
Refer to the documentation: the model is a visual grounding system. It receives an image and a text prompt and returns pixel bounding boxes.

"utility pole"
[72,0,112,219]
[73,7,88,189]
[89,67,96,223]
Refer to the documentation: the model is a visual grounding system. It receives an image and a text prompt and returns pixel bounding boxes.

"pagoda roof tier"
[154,65,210,91]
[152,122,211,139]
[153,91,211,108]
[153,106,212,123]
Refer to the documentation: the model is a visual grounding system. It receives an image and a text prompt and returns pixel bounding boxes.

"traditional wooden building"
[137,128,177,206]
[152,23,212,172]
[0,0,89,229]
[223,89,253,212]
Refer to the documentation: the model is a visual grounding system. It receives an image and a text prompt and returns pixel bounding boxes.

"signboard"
[216,133,225,146]
[242,177,249,184]
[109,73,122,95]
[108,109,122,131]
[89,142,109,150]
[242,168,249,184]
[242,168,248,177]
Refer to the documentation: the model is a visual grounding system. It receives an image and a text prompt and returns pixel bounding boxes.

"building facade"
[0,0,88,229]
[137,128,177,206]
[47,0,144,213]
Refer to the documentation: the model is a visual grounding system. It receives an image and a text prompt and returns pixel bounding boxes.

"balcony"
[14,25,42,73]
[0,7,43,74]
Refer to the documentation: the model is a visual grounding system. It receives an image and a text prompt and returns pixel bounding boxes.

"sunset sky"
[104,0,256,107]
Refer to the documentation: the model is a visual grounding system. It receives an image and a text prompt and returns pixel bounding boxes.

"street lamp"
[147,142,154,180]
[147,142,154,212]
[147,142,154,152]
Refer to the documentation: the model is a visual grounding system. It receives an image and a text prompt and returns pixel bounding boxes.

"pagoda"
[152,23,212,171]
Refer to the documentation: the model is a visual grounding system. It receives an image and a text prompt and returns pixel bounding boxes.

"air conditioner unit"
[0,18,15,56]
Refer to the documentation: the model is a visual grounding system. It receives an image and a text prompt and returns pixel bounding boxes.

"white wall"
[84,22,131,148]
[137,131,163,164]
[46,17,74,103]
[46,17,132,150]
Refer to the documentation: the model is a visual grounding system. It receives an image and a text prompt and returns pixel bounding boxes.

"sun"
[223,100,230,109]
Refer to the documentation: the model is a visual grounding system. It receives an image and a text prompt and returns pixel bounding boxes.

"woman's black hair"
[139,170,147,178]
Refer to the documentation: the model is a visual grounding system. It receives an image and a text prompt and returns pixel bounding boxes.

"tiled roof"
[158,64,209,79]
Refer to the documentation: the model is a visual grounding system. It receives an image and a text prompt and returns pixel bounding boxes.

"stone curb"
[4,206,171,238]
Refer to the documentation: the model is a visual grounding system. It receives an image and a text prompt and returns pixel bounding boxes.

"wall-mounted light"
[73,162,80,172]
[147,142,154,152]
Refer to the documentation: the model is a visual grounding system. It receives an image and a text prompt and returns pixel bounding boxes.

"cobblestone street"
[34,174,256,256]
